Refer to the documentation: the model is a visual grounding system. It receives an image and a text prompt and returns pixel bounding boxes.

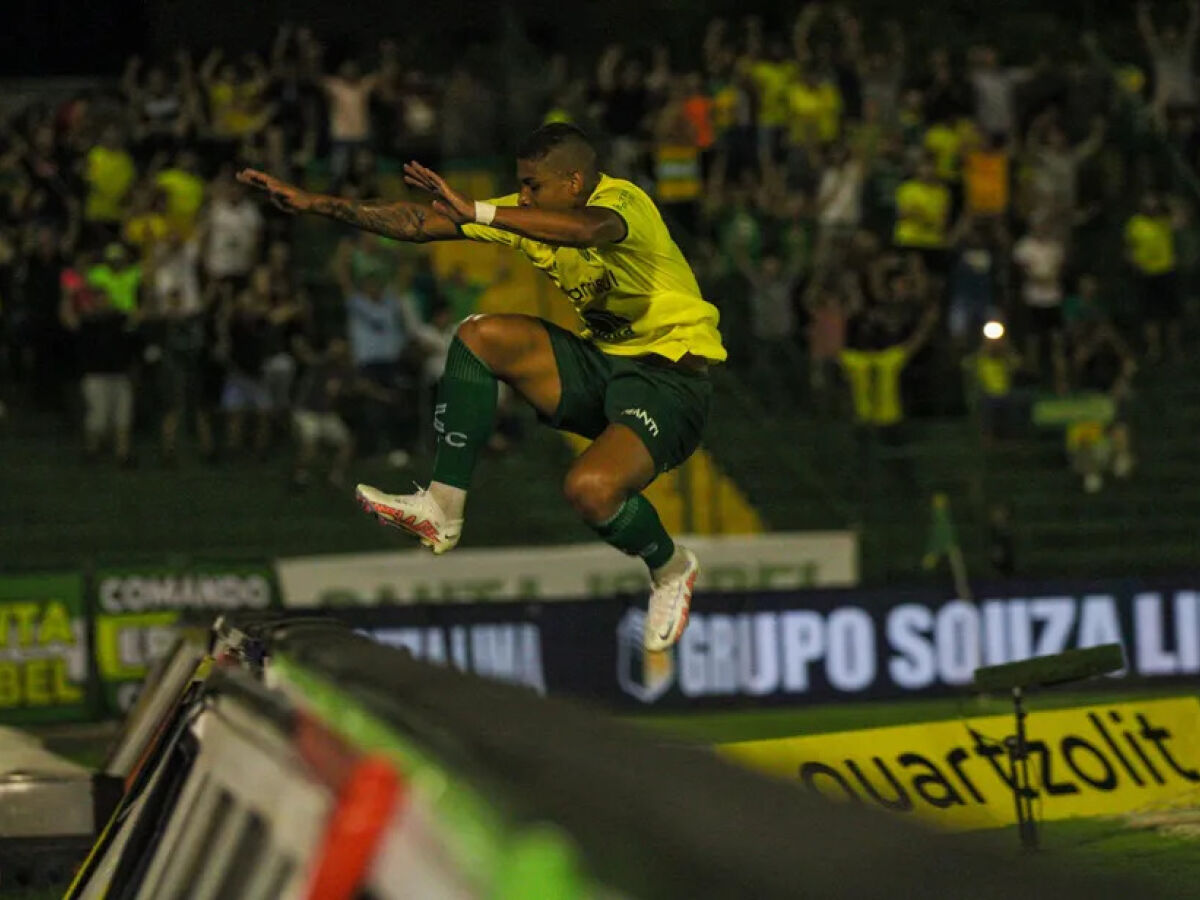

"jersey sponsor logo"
[565,268,619,303]
[621,407,660,436]
[582,308,635,341]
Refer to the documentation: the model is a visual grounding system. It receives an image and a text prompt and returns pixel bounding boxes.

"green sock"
[430,337,498,490]
[590,494,675,570]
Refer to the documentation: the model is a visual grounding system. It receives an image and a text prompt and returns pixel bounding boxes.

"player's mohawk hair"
[517,123,595,162]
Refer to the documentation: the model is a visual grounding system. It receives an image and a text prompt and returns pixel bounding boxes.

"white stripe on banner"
[275,532,858,607]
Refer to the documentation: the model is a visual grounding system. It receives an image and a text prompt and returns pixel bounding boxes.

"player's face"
[516,158,580,211]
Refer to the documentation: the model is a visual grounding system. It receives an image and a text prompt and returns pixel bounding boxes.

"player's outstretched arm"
[236,168,461,243]
[403,161,626,247]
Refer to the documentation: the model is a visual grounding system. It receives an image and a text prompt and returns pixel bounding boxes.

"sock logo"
[433,403,468,447]
[621,408,660,436]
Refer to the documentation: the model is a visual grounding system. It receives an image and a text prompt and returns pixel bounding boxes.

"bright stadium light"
[983,320,1006,341]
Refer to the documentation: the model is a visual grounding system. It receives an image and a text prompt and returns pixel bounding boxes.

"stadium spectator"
[142,235,208,463]
[736,251,803,407]
[947,218,1003,350]
[1022,111,1106,234]
[87,243,142,314]
[59,271,139,465]
[321,59,380,185]
[593,45,651,179]
[199,174,263,301]
[122,56,191,159]
[155,150,207,238]
[82,126,136,244]
[652,78,704,235]
[1013,216,1067,390]
[1125,191,1183,361]
[122,183,170,263]
[441,65,497,161]
[199,49,271,157]
[811,142,865,275]
[841,12,906,130]
[344,273,418,463]
[291,336,379,488]
[967,45,1032,142]
[892,156,952,284]
[963,327,1024,442]
[16,224,74,411]
[1137,0,1200,118]
[806,272,859,414]
[841,299,940,480]
[220,278,273,457]
[1067,316,1137,492]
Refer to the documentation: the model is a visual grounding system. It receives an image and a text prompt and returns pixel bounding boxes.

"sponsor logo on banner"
[0,573,90,723]
[276,532,858,607]
[371,624,547,694]
[617,609,674,703]
[95,563,278,714]
[719,699,1200,830]
[616,589,1200,704]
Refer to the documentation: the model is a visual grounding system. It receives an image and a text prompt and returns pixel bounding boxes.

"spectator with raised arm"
[1137,0,1200,118]
[1125,191,1184,361]
[321,58,380,186]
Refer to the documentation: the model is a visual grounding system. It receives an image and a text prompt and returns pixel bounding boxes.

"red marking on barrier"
[295,711,360,792]
[303,756,404,900]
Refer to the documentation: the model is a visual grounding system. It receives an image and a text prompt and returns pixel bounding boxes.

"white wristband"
[474,201,497,226]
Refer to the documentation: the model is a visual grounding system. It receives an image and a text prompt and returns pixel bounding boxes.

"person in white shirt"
[322,60,379,184]
[1138,0,1200,116]
[1013,217,1068,390]
[199,176,264,299]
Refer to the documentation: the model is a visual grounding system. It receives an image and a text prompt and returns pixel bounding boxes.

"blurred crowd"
[2,4,1199,494]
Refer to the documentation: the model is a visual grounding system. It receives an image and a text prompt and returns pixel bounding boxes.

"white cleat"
[355,483,462,555]
[643,548,699,652]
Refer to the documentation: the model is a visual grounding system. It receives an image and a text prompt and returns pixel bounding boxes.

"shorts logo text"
[622,408,660,436]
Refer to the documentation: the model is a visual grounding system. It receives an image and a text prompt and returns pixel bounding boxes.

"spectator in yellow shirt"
[155,150,206,237]
[893,157,952,277]
[122,184,171,263]
[747,41,797,171]
[83,126,136,238]
[787,68,843,150]
[1125,192,1182,361]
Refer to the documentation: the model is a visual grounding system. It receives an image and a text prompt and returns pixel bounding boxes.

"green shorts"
[541,321,712,474]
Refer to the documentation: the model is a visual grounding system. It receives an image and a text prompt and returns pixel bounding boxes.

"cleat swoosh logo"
[657,595,680,641]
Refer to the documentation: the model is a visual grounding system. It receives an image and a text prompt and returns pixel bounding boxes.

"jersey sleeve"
[585,180,651,249]
[459,194,523,247]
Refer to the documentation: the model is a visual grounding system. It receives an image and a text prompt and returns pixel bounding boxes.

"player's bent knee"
[562,464,626,523]
[456,314,524,371]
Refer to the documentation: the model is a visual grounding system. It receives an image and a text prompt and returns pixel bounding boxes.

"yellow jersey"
[840,346,910,426]
[749,60,796,128]
[787,80,842,145]
[894,179,951,249]
[460,174,727,363]
[84,146,135,223]
[1125,214,1175,275]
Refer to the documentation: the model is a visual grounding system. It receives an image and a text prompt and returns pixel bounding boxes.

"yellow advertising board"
[719,699,1200,830]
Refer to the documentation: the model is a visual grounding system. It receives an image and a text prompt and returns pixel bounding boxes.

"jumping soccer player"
[237,123,726,650]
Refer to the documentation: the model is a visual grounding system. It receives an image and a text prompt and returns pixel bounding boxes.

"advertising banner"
[0,573,91,724]
[341,577,1200,709]
[275,532,859,607]
[93,562,278,714]
[719,698,1200,830]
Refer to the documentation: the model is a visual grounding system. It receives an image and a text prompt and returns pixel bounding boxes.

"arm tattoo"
[311,196,429,241]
